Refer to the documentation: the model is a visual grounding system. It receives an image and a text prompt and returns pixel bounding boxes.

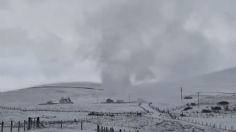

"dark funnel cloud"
[82,0,218,93]
[0,0,236,91]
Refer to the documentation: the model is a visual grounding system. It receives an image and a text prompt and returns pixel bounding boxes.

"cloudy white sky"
[0,0,236,91]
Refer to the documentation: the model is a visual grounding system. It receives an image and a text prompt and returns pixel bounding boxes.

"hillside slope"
[1,67,236,108]
[129,67,236,107]
[0,82,103,107]
[177,67,236,92]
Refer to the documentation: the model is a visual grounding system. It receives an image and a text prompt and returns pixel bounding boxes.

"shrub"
[211,106,221,111]
[201,109,211,113]
[217,101,230,111]
[184,96,193,99]
[183,107,192,111]
[106,98,114,103]
[217,101,229,106]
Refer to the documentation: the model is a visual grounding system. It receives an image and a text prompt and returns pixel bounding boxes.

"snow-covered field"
[0,84,211,132]
[29,129,92,132]
[2,68,236,131]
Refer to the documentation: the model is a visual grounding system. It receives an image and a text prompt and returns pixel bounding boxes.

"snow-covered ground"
[2,67,236,131]
[29,129,93,132]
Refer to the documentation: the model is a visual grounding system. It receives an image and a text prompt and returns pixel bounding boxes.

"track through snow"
[140,103,228,132]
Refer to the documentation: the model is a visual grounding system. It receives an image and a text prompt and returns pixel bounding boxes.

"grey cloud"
[81,0,224,92]
[0,27,99,90]
[0,0,8,9]
[0,0,236,91]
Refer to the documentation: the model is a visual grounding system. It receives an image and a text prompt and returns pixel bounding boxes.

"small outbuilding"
[59,97,73,104]
[184,96,193,99]
[106,98,114,103]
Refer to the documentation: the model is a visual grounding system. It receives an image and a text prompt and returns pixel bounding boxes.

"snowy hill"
[129,67,236,108]
[179,67,236,92]
[31,82,102,89]
[1,67,236,109]
[0,70,236,131]
[0,82,103,107]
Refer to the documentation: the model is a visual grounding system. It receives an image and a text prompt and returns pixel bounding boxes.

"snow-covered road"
[140,103,229,132]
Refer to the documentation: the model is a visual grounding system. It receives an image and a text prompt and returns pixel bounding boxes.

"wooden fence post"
[36,117,40,128]
[97,125,100,132]
[27,117,32,130]
[34,118,36,128]
[24,120,26,131]
[81,120,83,130]
[10,121,13,132]
[18,121,20,132]
[1,122,4,132]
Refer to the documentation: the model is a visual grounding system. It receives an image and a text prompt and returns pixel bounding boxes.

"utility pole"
[197,92,200,108]
[180,87,183,101]
[128,95,130,103]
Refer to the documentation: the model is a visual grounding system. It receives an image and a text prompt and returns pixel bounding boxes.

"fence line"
[0,117,91,132]
[177,116,236,131]
[0,105,91,113]
[96,125,139,132]
[148,103,236,132]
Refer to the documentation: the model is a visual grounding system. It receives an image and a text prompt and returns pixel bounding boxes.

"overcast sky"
[0,0,236,91]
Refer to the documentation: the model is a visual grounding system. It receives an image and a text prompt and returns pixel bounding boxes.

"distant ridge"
[29,82,103,90]
[0,81,104,106]
[31,85,103,90]
[126,67,236,107]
